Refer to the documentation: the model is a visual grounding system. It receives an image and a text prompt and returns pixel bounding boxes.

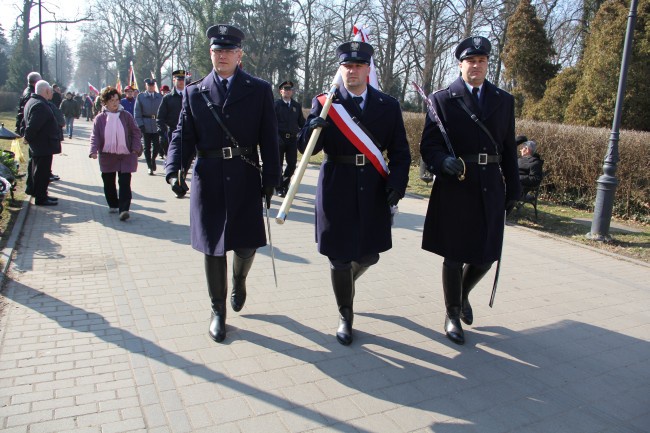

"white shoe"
[109,208,118,214]
[119,211,130,221]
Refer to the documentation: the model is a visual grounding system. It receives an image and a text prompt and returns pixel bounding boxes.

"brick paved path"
[1,120,648,432]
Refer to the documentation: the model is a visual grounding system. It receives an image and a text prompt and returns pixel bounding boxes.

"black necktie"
[352,96,363,109]
[287,102,291,109]
[221,79,228,95]
[472,87,480,106]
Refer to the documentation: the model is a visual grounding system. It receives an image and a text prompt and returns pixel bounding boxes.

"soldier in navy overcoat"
[298,41,411,345]
[165,24,280,343]
[419,36,521,345]
[274,80,306,197]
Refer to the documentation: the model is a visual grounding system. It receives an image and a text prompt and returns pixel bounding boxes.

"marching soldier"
[165,24,280,343]
[273,80,305,197]
[419,36,520,345]
[157,70,186,172]
[135,78,163,174]
[298,41,411,345]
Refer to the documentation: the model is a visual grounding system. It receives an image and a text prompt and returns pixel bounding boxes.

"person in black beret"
[273,80,305,197]
[419,36,521,345]
[164,24,280,343]
[297,41,411,345]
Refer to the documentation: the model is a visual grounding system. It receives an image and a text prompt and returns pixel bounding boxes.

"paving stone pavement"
[1,120,649,433]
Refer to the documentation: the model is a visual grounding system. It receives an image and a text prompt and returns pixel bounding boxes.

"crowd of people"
[15,25,545,348]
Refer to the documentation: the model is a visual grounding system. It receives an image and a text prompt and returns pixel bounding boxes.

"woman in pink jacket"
[89,87,142,221]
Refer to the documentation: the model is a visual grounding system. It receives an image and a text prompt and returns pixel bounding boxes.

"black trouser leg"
[117,172,132,212]
[101,172,119,209]
[282,141,297,190]
[25,149,34,195]
[231,249,255,312]
[205,255,228,342]
[33,155,53,203]
[150,133,160,162]
[143,134,153,170]
[442,259,464,345]
[331,267,355,346]
[460,262,493,325]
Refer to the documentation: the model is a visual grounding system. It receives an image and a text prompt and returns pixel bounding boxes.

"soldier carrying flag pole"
[296,40,411,346]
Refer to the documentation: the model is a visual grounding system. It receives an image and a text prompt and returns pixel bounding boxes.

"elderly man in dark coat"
[420,36,520,345]
[298,41,411,346]
[16,71,41,197]
[23,80,62,206]
[165,24,280,343]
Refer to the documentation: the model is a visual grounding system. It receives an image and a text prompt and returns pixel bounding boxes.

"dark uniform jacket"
[23,95,62,157]
[518,154,543,190]
[156,88,183,134]
[298,86,411,261]
[274,98,305,141]
[165,69,281,256]
[420,77,520,264]
[15,86,34,135]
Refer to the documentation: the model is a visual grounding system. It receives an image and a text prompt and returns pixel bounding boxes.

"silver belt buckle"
[222,147,233,159]
[355,154,366,166]
[478,153,488,165]
[285,133,291,139]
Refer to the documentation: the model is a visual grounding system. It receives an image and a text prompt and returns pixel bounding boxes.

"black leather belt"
[144,115,156,119]
[196,147,252,159]
[324,154,371,166]
[460,154,501,165]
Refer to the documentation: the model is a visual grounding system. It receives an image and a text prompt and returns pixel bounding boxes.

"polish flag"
[88,82,100,95]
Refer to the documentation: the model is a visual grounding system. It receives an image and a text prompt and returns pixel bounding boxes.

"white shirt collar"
[464,81,483,97]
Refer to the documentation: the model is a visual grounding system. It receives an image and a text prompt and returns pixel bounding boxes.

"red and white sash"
[317,94,389,179]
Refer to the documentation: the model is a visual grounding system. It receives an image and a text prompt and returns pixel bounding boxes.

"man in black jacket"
[23,80,62,206]
[273,80,305,197]
[518,140,544,197]
[157,70,186,166]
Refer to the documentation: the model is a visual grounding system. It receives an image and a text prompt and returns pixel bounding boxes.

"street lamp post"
[588,0,639,241]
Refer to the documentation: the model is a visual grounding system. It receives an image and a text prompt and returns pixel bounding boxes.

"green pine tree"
[501,0,558,114]
[565,0,650,130]
[524,66,580,122]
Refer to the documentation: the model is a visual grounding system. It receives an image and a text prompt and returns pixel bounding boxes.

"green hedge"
[403,113,650,223]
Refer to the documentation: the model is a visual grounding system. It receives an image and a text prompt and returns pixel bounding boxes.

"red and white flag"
[116,72,122,94]
[88,82,100,95]
[128,61,138,90]
[352,24,379,89]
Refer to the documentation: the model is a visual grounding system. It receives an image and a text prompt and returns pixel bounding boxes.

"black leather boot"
[331,268,354,346]
[442,262,464,345]
[351,261,368,282]
[460,264,492,325]
[205,255,227,343]
[231,252,255,312]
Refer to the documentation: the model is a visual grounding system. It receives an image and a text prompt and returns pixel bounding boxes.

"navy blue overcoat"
[165,69,281,256]
[298,86,411,261]
[420,77,520,264]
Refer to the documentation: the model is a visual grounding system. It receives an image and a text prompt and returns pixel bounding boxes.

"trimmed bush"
[402,112,649,222]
